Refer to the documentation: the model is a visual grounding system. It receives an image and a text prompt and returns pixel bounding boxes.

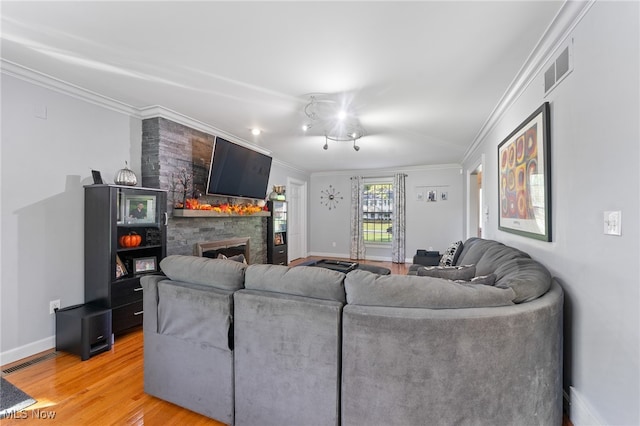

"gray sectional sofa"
[141,237,563,426]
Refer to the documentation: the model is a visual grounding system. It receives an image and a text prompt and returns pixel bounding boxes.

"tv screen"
[206,137,272,200]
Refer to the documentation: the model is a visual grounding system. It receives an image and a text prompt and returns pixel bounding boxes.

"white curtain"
[391,173,406,263]
[350,176,366,260]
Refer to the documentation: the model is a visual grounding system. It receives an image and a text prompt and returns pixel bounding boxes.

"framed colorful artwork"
[498,102,551,241]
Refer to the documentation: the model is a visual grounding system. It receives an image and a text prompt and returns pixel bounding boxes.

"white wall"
[462,2,639,424]
[0,74,141,363]
[310,165,463,260]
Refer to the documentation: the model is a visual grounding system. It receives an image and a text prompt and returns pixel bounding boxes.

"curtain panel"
[391,173,406,263]
[350,176,366,260]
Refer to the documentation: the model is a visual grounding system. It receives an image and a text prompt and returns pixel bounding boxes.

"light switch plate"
[604,211,621,236]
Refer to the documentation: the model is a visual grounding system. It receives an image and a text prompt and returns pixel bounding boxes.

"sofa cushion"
[245,264,346,303]
[345,269,515,309]
[494,258,552,303]
[160,255,246,291]
[416,264,476,280]
[439,240,463,266]
[457,238,552,302]
[157,280,235,351]
[455,274,497,286]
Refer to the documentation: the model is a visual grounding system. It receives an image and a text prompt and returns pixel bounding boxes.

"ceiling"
[1,1,564,173]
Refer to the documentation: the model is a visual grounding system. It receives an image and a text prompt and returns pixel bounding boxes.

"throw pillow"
[416,264,476,281]
[439,240,463,266]
[454,274,497,286]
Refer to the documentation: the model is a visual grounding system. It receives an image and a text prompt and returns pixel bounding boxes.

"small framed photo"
[91,170,103,184]
[427,190,437,202]
[115,255,128,278]
[274,232,284,246]
[441,191,448,201]
[124,195,156,223]
[133,256,157,274]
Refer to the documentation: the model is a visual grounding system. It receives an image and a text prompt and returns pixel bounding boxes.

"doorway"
[467,155,484,239]
[286,177,308,262]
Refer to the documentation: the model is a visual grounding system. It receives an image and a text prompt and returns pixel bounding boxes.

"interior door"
[286,178,307,262]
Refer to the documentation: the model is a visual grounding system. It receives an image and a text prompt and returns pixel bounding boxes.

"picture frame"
[91,170,103,184]
[124,195,156,224]
[427,190,437,202]
[133,256,157,274]
[274,232,284,246]
[498,102,551,241]
[115,254,128,278]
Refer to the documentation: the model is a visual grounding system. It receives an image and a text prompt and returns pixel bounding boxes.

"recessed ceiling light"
[251,128,261,136]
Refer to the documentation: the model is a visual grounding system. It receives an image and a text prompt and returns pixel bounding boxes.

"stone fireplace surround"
[141,117,268,263]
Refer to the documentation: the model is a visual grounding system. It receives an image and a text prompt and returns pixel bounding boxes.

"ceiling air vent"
[544,42,572,96]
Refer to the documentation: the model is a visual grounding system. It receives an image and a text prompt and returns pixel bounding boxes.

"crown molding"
[0,59,138,117]
[310,163,462,178]
[1,59,280,158]
[462,0,595,164]
[138,105,272,156]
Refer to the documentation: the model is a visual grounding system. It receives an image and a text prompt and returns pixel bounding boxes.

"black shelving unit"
[84,184,167,335]
[267,200,287,265]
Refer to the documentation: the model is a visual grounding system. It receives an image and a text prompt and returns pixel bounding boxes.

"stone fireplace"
[141,117,268,263]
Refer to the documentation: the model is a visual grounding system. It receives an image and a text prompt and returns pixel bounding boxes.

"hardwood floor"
[1,329,223,426]
[2,257,572,426]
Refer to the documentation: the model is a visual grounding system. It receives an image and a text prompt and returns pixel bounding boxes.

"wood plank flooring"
[1,329,223,426]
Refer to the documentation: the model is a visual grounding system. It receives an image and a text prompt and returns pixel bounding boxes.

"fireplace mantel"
[173,210,271,218]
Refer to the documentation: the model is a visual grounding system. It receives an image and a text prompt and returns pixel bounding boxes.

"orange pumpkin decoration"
[119,232,142,248]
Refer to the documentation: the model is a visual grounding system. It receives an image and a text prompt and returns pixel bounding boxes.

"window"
[363,182,393,243]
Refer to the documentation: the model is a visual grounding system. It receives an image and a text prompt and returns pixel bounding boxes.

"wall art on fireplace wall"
[498,102,551,241]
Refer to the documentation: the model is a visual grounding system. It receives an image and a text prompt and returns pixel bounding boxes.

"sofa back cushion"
[245,264,346,303]
[157,280,235,351]
[345,269,515,309]
[160,255,246,291]
[457,238,552,303]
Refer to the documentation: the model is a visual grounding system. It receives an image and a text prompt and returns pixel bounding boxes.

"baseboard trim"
[1,336,55,367]
[568,386,603,426]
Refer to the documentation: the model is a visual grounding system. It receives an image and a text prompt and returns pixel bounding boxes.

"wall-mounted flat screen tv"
[206,137,272,200]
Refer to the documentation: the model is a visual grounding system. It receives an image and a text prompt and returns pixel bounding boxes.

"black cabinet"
[84,185,167,335]
[267,201,287,265]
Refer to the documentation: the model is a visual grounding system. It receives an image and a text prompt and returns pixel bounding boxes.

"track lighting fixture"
[302,94,366,151]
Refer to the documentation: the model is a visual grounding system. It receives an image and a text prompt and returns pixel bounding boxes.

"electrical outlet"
[604,211,622,236]
[49,299,61,314]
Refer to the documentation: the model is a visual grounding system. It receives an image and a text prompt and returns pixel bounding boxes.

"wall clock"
[320,185,343,210]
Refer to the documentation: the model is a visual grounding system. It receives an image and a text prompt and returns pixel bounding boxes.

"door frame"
[286,177,308,261]
[466,154,485,240]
